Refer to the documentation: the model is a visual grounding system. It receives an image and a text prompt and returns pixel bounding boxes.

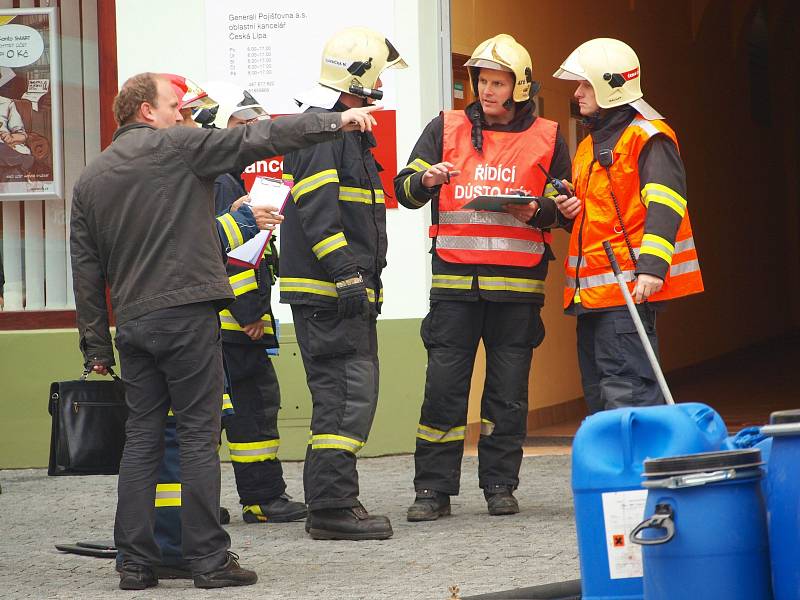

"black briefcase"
[47,368,128,476]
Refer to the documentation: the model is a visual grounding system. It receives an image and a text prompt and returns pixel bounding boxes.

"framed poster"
[0,7,62,201]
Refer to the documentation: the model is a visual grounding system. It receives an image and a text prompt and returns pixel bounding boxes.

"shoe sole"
[243,508,308,524]
[488,507,520,516]
[407,505,451,522]
[194,577,258,589]
[308,528,393,541]
[119,580,157,590]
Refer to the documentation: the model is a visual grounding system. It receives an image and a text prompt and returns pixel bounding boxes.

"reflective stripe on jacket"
[565,115,703,309]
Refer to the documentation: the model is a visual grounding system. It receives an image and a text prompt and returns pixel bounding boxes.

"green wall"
[0,320,426,469]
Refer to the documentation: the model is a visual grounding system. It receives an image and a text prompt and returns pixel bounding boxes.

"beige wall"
[454,0,800,415]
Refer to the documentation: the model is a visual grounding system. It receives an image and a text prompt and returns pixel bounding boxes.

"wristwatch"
[335,273,363,289]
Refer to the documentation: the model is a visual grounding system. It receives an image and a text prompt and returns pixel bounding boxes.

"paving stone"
[0,454,578,599]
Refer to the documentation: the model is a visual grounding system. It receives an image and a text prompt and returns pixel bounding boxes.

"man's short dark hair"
[113,72,162,126]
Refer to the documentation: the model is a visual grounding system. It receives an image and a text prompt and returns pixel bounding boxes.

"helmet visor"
[464,57,513,72]
[231,104,270,122]
[384,38,408,69]
[552,67,584,81]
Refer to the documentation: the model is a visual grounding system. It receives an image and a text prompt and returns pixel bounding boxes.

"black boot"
[307,503,393,540]
[193,552,258,589]
[406,489,451,522]
[220,506,231,525]
[484,484,519,516]
[119,564,158,590]
[242,494,308,523]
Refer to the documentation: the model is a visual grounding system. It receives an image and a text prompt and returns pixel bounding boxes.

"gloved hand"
[335,272,369,319]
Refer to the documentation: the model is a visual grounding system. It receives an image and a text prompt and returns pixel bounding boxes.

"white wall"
[115,0,446,323]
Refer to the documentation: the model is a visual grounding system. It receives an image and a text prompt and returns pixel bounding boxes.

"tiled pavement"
[0,453,578,599]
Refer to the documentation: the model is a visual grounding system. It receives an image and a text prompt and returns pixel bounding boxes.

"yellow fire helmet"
[553,37,663,120]
[465,34,537,103]
[296,26,407,108]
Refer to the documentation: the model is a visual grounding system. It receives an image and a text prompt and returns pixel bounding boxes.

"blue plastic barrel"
[762,410,800,600]
[632,449,772,600]
[572,403,727,600]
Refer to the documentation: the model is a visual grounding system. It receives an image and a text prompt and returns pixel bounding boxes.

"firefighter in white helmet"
[280,26,406,540]
[553,38,703,413]
[395,34,572,521]
[197,81,310,526]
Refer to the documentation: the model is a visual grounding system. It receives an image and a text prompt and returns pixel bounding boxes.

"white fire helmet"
[553,38,663,120]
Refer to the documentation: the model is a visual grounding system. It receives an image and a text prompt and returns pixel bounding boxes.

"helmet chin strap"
[502,98,515,111]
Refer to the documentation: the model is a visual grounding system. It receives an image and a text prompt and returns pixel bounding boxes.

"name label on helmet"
[324,56,348,68]
[622,67,639,81]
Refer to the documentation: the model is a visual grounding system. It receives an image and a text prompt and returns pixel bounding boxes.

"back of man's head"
[112,72,160,127]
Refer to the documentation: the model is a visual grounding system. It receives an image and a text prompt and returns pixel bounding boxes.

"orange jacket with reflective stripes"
[564,115,703,309]
[431,110,557,268]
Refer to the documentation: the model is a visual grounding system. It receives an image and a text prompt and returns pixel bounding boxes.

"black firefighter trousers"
[291,305,379,511]
[576,304,665,414]
[414,299,544,496]
[113,302,230,575]
[222,343,286,505]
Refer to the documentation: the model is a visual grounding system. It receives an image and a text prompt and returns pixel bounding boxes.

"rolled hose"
[461,578,582,599]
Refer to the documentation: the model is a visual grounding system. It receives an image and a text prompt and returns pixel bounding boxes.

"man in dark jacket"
[280,27,405,541]
[394,35,572,521]
[70,72,377,590]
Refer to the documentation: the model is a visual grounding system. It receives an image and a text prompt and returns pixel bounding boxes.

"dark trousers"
[222,342,286,505]
[576,304,665,414]
[291,305,379,511]
[114,302,229,575]
[414,299,544,495]
[115,417,186,570]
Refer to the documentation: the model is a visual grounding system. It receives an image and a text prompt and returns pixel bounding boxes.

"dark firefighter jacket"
[215,172,279,347]
[279,103,387,310]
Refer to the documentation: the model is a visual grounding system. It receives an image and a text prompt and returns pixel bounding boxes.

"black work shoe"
[484,484,520,516]
[193,552,257,589]
[220,506,231,525]
[307,504,393,540]
[406,489,451,522]
[242,494,308,523]
[119,564,158,590]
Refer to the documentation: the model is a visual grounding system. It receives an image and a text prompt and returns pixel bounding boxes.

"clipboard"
[462,194,545,213]
[227,176,291,268]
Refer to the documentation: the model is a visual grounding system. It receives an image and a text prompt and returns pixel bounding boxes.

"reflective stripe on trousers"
[155,483,181,507]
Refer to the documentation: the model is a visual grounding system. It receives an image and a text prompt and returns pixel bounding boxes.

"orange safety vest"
[564,115,703,309]
[429,110,557,268]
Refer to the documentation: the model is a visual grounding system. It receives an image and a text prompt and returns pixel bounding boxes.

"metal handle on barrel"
[630,503,675,546]
[602,241,674,405]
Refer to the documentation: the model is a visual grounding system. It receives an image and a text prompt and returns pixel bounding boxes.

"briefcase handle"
[80,366,121,382]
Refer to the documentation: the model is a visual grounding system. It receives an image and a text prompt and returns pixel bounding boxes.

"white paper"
[247,176,291,208]
[601,489,648,580]
[226,176,290,266]
[228,230,270,265]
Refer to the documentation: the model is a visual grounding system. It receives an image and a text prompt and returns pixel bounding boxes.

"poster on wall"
[204,1,400,206]
[0,7,62,201]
